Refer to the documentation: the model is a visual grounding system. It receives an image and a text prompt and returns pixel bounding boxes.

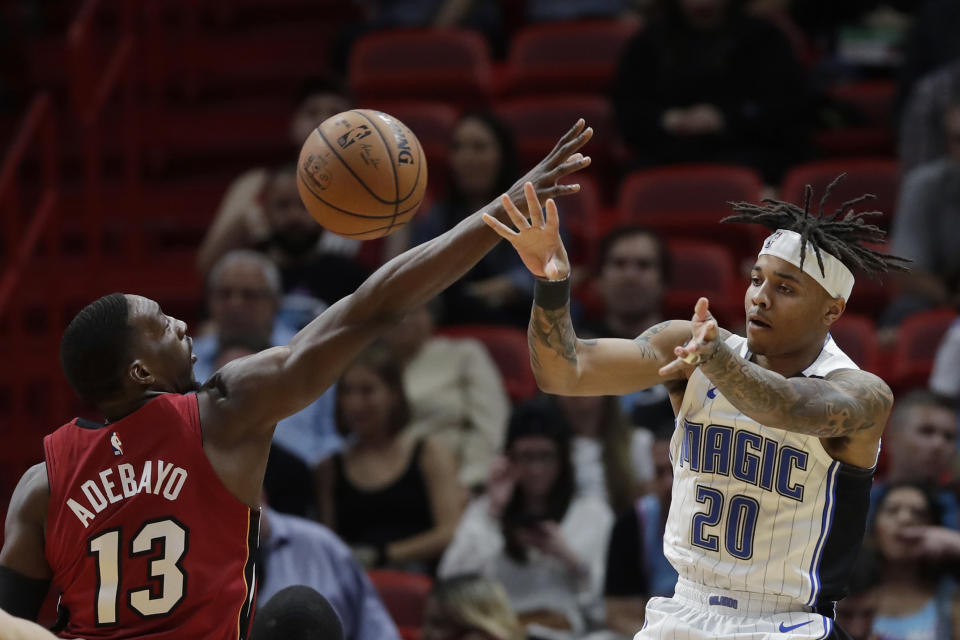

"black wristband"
[533,277,571,310]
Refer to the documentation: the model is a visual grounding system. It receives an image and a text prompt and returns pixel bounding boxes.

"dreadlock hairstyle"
[721,174,911,278]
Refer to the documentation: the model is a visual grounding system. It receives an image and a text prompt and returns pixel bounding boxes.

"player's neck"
[100,390,167,423]
[750,338,827,378]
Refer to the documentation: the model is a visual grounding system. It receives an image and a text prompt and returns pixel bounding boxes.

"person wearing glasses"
[439,398,613,639]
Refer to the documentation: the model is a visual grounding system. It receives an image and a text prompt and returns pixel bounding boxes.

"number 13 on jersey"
[87,518,189,625]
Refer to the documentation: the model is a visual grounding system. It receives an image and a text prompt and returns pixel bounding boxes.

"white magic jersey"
[664,333,876,609]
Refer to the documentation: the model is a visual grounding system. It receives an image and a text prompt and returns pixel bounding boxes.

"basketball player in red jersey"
[0,121,593,640]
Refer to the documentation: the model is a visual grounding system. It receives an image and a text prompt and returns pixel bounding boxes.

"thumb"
[695,297,710,321]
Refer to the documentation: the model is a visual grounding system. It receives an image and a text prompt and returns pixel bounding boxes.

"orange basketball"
[296,109,428,239]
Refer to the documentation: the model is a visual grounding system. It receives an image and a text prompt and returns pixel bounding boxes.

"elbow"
[532,368,578,396]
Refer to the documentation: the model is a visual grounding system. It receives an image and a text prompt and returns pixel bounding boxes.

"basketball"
[296,109,428,240]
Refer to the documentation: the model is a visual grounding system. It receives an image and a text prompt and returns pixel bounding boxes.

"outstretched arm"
[662,298,892,466]
[483,187,702,396]
[203,121,593,435]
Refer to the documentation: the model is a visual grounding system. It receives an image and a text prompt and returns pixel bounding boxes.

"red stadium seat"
[437,325,538,403]
[616,165,764,264]
[362,100,459,187]
[503,20,640,97]
[779,159,900,230]
[349,29,493,108]
[815,81,896,157]
[664,240,741,328]
[367,570,432,629]
[494,95,622,176]
[830,313,880,374]
[889,308,957,392]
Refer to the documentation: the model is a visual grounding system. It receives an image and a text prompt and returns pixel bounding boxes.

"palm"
[483,182,571,281]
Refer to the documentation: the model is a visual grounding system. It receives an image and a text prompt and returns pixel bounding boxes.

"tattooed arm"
[527,307,703,396]
[482,187,723,396]
[699,341,892,438]
[663,298,892,467]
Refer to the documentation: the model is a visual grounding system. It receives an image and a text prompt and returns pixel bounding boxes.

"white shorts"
[635,579,848,640]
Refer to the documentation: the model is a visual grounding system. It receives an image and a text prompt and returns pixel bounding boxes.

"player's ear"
[823,295,845,327]
[129,360,155,386]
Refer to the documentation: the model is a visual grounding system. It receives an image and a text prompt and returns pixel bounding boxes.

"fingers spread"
[525,181,544,227]
[545,198,559,231]
[552,119,586,154]
[482,213,517,239]
[501,193,530,229]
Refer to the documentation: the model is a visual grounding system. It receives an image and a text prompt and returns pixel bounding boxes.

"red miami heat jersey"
[43,393,259,640]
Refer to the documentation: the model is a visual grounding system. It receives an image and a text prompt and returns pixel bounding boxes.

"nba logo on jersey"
[110,432,123,456]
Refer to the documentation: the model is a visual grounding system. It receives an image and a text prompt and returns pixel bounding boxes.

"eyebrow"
[773,271,802,284]
[751,266,803,285]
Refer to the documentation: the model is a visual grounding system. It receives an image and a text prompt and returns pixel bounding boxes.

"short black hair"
[60,293,132,403]
[722,175,910,277]
[889,389,958,429]
[595,224,672,283]
[252,586,344,640]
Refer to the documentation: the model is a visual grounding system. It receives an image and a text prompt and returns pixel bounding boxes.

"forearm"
[528,300,583,393]
[698,341,885,437]
[386,523,457,565]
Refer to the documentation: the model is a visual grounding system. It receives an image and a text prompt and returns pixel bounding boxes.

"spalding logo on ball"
[296,109,428,239]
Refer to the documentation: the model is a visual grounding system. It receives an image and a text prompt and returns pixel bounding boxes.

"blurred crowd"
[178,1,960,639]
[6,0,960,639]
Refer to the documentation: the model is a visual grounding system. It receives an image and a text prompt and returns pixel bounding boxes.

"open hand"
[501,119,592,215]
[483,182,570,280]
[658,297,720,377]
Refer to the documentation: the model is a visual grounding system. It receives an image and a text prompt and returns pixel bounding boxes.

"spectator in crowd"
[602,429,676,638]
[582,226,675,431]
[868,482,960,639]
[256,164,370,320]
[214,338,317,517]
[899,61,960,172]
[884,98,960,327]
[255,503,400,640]
[316,347,464,573]
[931,319,960,401]
[194,250,341,468]
[402,112,544,327]
[896,0,960,119]
[837,553,884,640]
[611,0,809,182]
[422,574,526,640]
[252,586,345,640]
[197,78,354,276]
[550,393,650,514]
[381,301,510,490]
[439,399,613,639]
[872,390,959,529]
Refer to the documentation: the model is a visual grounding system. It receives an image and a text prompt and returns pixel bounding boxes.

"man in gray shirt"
[257,507,401,640]
[884,99,960,326]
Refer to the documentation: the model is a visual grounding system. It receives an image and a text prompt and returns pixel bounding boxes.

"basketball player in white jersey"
[485,179,909,639]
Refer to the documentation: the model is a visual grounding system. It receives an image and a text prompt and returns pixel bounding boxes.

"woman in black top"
[315,347,464,573]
